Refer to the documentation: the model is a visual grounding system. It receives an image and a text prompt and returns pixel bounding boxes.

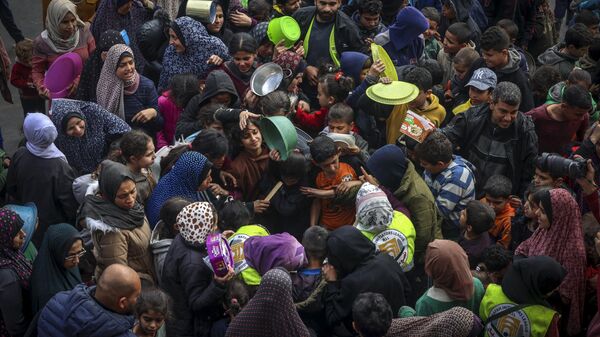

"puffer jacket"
[88,218,155,284]
[136,13,170,86]
[150,220,172,287]
[37,284,136,337]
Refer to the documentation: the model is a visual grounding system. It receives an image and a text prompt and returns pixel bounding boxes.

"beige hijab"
[424,240,474,301]
[43,0,85,53]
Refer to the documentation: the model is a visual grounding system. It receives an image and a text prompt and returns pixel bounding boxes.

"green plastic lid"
[371,43,398,81]
[268,16,301,48]
[366,81,419,106]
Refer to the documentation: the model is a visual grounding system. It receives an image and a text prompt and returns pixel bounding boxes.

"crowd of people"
[0,0,599,336]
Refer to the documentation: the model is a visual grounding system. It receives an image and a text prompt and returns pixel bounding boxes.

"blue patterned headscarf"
[158,16,230,91]
[49,99,131,174]
[146,151,212,227]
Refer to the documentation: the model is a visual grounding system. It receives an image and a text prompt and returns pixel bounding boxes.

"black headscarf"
[78,160,146,230]
[75,30,125,102]
[326,226,375,277]
[30,223,82,313]
[366,145,409,192]
[502,255,566,306]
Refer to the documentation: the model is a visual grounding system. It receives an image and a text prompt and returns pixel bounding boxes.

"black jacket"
[293,6,367,62]
[323,227,410,336]
[161,235,226,337]
[441,104,538,197]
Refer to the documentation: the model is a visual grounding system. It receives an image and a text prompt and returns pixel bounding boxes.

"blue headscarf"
[158,16,231,91]
[146,151,212,227]
[340,52,369,87]
[23,113,67,162]
[382,7,429,66]
[366,145,409,192]
[4,203,37,254]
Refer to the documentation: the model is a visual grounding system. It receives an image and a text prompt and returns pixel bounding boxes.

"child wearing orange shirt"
[482,175,515,248]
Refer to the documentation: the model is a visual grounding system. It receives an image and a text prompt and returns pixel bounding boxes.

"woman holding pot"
[32,0,96,99]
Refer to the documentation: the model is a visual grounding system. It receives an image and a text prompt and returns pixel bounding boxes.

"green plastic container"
[267,16,301,48]
[258,116,298,161]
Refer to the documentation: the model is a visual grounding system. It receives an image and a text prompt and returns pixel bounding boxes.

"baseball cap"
[466,68,497,91]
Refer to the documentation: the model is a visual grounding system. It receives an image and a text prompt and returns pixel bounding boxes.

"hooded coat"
[374,7,429,66]
[323,226,410,335]
[438,0,483,44]
[538,43,579,80]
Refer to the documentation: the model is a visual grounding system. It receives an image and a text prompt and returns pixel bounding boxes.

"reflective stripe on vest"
[361,211,416,271]
[228,225,269,286]
[480,284,556,337]
[303,17,340,67]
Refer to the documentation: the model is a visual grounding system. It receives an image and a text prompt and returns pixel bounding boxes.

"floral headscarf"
[96,44,136,120]
[354,182,394,233]
[0,208,32,288]
[176,202,216,246]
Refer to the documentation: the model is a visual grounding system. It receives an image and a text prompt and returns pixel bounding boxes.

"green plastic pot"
[258,116,298,161]
[267,16,301,48]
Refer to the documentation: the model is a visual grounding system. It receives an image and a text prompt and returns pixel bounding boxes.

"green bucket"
[258,116,298,161]
[267,16,301,49]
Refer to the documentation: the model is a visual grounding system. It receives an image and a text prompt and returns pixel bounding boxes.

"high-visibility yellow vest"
[360,211,416,271]
[228,224,269,286]
[479,284,557,337]
[303,17,340,67]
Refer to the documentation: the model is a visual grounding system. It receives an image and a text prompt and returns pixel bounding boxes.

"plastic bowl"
[267,16,301,48]
[258,116,298,161]
[44,52,83,99]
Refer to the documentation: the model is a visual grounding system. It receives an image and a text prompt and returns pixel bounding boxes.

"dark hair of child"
[483,174,512,199]
[278,152,309,182]
[496,19,519,42]
[191,129,229,161]
[481,245,513,273]
[358,0,383,15]
[328,103,354,124]
[159,145,189,177]
[563,84,592,110]
[257,90,290,116]
[531,65,562,98]
[224,278,250,318]
[568,68,592,86]
[135,288,171,320]
[309,135,338,164]
[120,130,152,162]
[415,131,453,165]
[302,226,328,262]
[446,22,472,45]
[159,197,192,239]
[219,200,252,232]
[565,23,593,49]
[230,120,260,153]
[418,59,444,86]
[197,102,224,128]
[465,200,495,235]
[15,38,33,63]
[531,187,553,224]
[421,7,440,23]
[404,67,433,92]
[453,48,480,67]
[248,0,271,20]
[352,292,393,337]
[481,26,511,52]
[574,9,600,28]
[318,65,355,103]
[105,138,126,165]
[168,73,200,108]
[229,33,258,55]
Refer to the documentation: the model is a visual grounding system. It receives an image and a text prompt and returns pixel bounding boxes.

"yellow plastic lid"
[366,81,419,105]
[371,43,398,81]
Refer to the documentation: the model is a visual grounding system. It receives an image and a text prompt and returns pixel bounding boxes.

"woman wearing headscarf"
[4,203,38,262]
[480,255,566,337]
[6,113,79,247]
[386,306,482,337]
[205,0,234,46]
[373,7,429,66]
[0,208,32,337]
[75,30,125,102]
[78,160,155,284]
[32,0,96,99]
[30,223,83,314]
[96,44,163,137]
[49,98,131,175]
[90,0,155,72]
[226,268,309,337]
[158,16,230,92]
[414,239,485,316]
[161,202,234,337]
[146,151,229,227]
[515,188,586,336]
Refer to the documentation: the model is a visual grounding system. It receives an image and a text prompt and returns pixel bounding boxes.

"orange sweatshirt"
[488,203,515,248]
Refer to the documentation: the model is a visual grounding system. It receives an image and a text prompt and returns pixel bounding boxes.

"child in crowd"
[351,293,393,337]
[438,22,475,85]
[302,136,360,230]
[210,279,250,337]
[10,38,45,115]
[293,226,328,303]
[133,288,170,337]
[120,130,157,206]
[576,36,600,81]
[452,67,496,115]
[534,157,567,188]
[510,185,544,251]
[421,7,443,60]
[475,245,513,287]
[546,68,597,121]
[416,131,476,240]
[156,74,200,149]
[483,175,515,249]
[496,19,529,73]
[295,70,354,135]
[531,65,563,107]
[352,0,387,43]
[538,23,593,79]
[220,33,258,98]
[446,47,480,113]
[458,200,495,269]
[405,67,447,127]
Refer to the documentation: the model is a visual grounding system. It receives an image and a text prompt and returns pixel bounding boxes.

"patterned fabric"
[96,44,134,120]
[225,268,310,337]
[0,208,32,288]
[386,306,482,337]
[146,151,211,226]
[158,16,230,91]
[155,0,182,20]
[76,30,125,102]
[425,239,474,301]
[42,0,85,53]
[423,155,475,230]
[515,188,586,335]
[23,113,67,162]
[273,51,305,80]
[176,202,216,246]
[49,98,132,174]
[355,182,393,232]
[250,21,269,45]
